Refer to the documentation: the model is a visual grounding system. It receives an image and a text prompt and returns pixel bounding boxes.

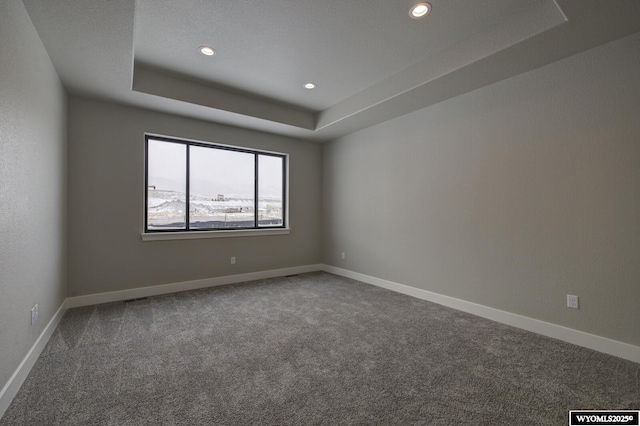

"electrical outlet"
[31,304,38,325]
[341,252,346,260]
[230,256,236,265]
[567,295,579,309]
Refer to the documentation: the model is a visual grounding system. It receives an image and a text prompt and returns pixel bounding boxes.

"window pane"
[258,155,284,227]
[189,146,255,229]
[147,140,187,229]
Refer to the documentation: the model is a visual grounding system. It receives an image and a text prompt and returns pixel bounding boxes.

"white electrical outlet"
[341,252,346,260]
[567,295,579,309]
[230,256,236,265]
[31,304,38,325]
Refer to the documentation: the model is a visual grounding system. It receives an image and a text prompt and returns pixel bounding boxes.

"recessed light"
[199,46,216,56]
[304,83,316,89]
[410,2,431,19]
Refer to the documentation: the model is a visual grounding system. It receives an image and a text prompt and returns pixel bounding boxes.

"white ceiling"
[22,0,640,142]
[134,0,524,111]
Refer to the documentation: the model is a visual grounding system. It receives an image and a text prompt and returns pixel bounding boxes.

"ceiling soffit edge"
[130,0,566,134]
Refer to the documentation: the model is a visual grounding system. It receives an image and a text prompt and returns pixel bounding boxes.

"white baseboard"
[64,264,324,308]
[4,263,636,420]
[322,265,640,364]
[0,303,66,419]
[1,265,322,417]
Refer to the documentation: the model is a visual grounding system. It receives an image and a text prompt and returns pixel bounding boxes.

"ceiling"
[21,0,640,142]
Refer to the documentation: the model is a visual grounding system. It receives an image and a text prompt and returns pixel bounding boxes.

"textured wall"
[67,97,322,296]
[323,33,640,346]
[0,0,67,392]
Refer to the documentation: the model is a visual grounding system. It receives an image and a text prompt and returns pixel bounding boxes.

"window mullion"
[254,153,259,228]
[186,143,191,231]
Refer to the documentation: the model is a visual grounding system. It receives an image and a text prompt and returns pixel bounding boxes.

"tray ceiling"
[22,0,640,141]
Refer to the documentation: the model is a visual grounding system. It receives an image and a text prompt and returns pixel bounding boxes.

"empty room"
[1,0,639,424]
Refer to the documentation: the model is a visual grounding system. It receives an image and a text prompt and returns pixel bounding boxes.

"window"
[145,135,286,234]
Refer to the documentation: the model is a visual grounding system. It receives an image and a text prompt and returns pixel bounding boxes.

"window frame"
[143,134,288,240]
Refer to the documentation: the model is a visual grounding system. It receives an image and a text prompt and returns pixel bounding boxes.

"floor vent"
[123,297,149,303]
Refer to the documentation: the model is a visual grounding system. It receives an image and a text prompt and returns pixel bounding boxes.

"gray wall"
[323,33,640,346]
[0,0,67,391]
[67,97,322,296]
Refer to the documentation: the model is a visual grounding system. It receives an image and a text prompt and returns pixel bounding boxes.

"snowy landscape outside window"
[145,135,286,232]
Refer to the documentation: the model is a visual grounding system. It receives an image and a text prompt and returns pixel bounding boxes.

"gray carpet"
[2,272,638,425]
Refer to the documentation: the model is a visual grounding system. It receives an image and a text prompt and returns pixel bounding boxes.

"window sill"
[141,228,290,241]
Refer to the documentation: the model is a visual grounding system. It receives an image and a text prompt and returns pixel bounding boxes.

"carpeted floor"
[1,272,638,425]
